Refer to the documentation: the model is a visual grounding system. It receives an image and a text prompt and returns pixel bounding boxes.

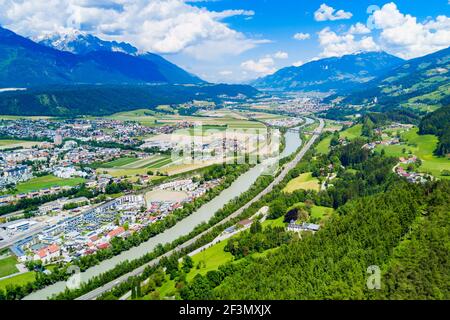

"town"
[0,113,259,267]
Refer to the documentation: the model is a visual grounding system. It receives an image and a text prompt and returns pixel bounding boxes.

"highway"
[75,118,324,300]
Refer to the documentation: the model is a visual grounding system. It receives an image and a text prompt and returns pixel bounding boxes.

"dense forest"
[363,110,421,126]
[419,105,450,156]
[211,180,449,299]
[175,133,449,300]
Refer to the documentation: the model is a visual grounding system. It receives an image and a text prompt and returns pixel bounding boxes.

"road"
[75,118,324,300]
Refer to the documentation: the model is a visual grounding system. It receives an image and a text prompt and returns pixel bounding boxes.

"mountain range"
[1,25,448,117]
[0,27,203,87]
[252,51,404,93]
[0,27,262,116]
[328,46,450,112]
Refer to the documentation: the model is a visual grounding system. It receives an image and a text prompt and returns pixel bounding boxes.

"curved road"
[75,118,324,300]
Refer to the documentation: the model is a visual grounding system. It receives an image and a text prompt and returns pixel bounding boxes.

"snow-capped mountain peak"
[35,30,138,56]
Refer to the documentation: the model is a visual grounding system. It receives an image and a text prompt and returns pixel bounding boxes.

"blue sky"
[174,0,450,82]
[0,0,449,83]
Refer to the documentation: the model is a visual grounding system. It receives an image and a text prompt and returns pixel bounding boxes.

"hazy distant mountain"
[331,46,450,111]
[0,26,203,87]
[36,30,139,55]
[253,51,404,93]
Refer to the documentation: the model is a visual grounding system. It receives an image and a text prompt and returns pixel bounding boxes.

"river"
[24,117,312,300]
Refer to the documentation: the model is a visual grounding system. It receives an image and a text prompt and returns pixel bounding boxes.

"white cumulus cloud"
[241,57,276,75]
[293,32,310,40]
[0,0,266,61]
[371,2,450,59]
[317,27,379,58]
[348,23,371,35]
[273,51,289,59]
[240,50,290,76]
[314,3,352,22]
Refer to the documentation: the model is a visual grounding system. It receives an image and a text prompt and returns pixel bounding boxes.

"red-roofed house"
[107,227,125,240]
[47,244,60,254]
[237,219,253,228]
[97,243,110,250]
[33,244,61,264]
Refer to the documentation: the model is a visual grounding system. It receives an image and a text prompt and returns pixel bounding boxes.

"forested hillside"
[212,181,449,299]
[176,135,449,300]
[329,46,450,112]
[419,105,450,156]
[0,84,259,116]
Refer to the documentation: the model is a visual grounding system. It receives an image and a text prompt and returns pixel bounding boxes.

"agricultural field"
[120,156,168,169]
[0,140,39,150]
[96,155,174,178]
[148,157,173,169]
[0,256,18,278]
[0,115,53,120]
[106,109,267,129]
[14,175,86,194]
[159,161,217,176]
[98,157,138,168]
[376,127,450,178]
[283,172,321,193]
[104,109,158,127]
[248,112,286,121]
[198,109,248,120]
[179,125,228,136]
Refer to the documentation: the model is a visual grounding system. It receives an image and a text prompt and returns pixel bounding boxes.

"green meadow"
[376,127,450,179]
[0,256,18,278]
[283,172,321,193]
[316,124,363,154]
[0,272,36,290]
[14,175,86,194]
